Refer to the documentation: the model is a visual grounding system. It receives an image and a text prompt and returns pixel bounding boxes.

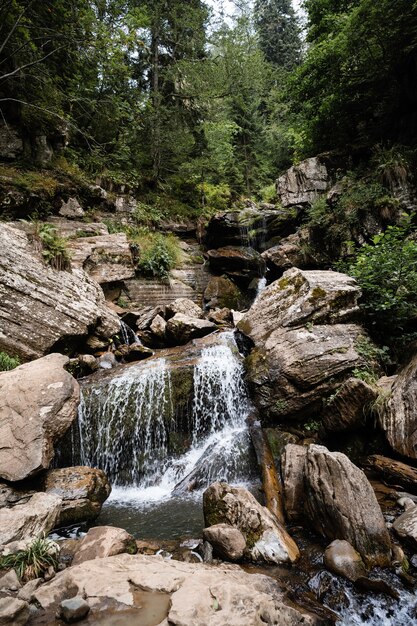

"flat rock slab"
[0,492,62,544]
[0,354,79,481]
[34,553,322,625]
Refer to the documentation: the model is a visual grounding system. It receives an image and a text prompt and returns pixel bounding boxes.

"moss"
[245,527,263,550]
[309,286,326,302]
[278,277,290,289]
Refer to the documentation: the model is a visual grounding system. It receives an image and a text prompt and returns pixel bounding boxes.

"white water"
[78,332,253,506]
[120,320,140,345]
[338,587,417,625]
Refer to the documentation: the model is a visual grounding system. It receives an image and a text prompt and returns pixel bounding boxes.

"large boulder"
[39,467,111,526]
[0,492,62,544]
[203,482,299,565]
[276,157,330,208]
[0,354,79,481]
[34,553,322,625]
[207,246,266,287]
[282,445,392,568]
[72,526,137,566]
[238,267,361,342]
[262,229,325,277]
[322,377,378,433]
[378,353,417,459]
[0,223,120,360]
[245,324,366,421]
[166,314,217,345]
[203,275,247,310]
[165,297,204,319]
[67,233,136,284]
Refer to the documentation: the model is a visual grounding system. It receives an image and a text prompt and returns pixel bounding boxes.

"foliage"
[31,222,71,271]
[0,352,20,371]
[342,224,417,337]
[0,537,60,582]
[254,0,302,69]
[351,368,378,386]
[135,230,180,280]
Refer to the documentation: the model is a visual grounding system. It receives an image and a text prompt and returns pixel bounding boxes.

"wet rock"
[203,275,247,310]
[282,444,308,523]
[282,444,392,567]
[149,314,167,339]
[165,298,204,320]
[0,569,21,591]
[322,377,377,433]
[324,540,367,582]
[77,353,98,373]
[59,197,84,219]
[0,223,120,361]
[238,268,361,342]
[0,493,61,545]
[39,467,111,526]
[67,233,135,284]
[17,579,43,603]
[262,229,324,277]
[72,526,137,566]
[97,352,117,370]
[393,500,417,548]
[35,553,322,625]
[0,354,79,481]
[58,597,90,623]
[264,429,299,467]
[166,314,217,345]
[277,157,330,207]
[202,524,246,562]
[203,482,299,564]
[0,597,30,625]
[207,246,266,287]
[207,307,233,326]
[378,352,417,459]
[354,576,400,600]
[365,455,417,495]
[125,343,153,362]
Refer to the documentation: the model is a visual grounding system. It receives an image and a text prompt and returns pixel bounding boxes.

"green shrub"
[259,183,278,204]
[0,352,20,371]
[0,537,59,582]
[136,231,180,280]
[342,224,417,337]
[31,222,71,271]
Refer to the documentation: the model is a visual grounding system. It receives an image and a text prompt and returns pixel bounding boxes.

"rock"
[0,597,30,625]
[264,429,299,467]
[203,482,299,564]
[17,579,43,602]
[393,501,417,548]
[238,268,361,343]
[77,354,98,373]
[58,597,90,623]
[48,218,109,238]
[0,569,21,591]
[0,223,120,361]
[59,197,84,219]
[202,524,246,561]
[378,352,417,459]
[0,493,62,545]
[0,124,23,160]
[282,444,308,523]
[262,229,322,276]
[166,314,217,345]
[245,324,366,421]
[114,195,137,213]
[203,275,247,310]
[365,455,417,495]
[0,354,79,481]
[34,553,322,625]
[282,445,392,567]
[354,577,400,600]
[67,233,136,284]
[72,526,137,566]
[277,157,330,207]
[149,314,167,339]
[165,298,204,319]
[39,467,111,526]
[125,342,154,362]
[322,377,378,433]
[97,352,117,370]
[324,540,367,582]
[207,308,232,326]
[207,246,266,287]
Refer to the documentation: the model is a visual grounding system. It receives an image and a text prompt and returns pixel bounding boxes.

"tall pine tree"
[254,0,301,70]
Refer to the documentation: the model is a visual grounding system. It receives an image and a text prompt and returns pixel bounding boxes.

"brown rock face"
[378,353,417,459]
[282,444,392,568]
[0,492,62,544]
[0,354,79,481]
[67,233,136,284]
[72,526,137,566]
[35,553,323,625]
[322,377,377,433]
[40,467,111,526]
[166,314,217,345]
[0,223,120,360]
[203,275,246,310]
[276,157,330,207]
[202,524,246,562]
[207,246,266,287]
[203,482,299,564]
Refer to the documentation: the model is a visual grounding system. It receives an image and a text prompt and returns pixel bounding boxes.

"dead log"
[248,415,285,524]
[365,455,417,495]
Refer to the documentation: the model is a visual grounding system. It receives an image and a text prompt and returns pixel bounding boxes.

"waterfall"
[120,320,140,345]
[76,332,254,502]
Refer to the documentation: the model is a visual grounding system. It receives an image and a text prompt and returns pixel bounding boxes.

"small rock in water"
[354,576,400,600]
[203,524,246,561]
[58,597,90,623]
[324,539,367,582]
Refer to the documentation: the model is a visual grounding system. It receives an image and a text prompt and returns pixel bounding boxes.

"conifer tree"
[254,0,301,69]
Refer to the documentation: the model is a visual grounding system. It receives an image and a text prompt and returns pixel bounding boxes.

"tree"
[254,0,301,69]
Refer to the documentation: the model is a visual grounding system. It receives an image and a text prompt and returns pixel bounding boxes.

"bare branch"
[0,0,35,57]
[0,46,61,82]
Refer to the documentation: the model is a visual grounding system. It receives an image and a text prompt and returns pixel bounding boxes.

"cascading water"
[75,332,256,536]
[120,320,140,345]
